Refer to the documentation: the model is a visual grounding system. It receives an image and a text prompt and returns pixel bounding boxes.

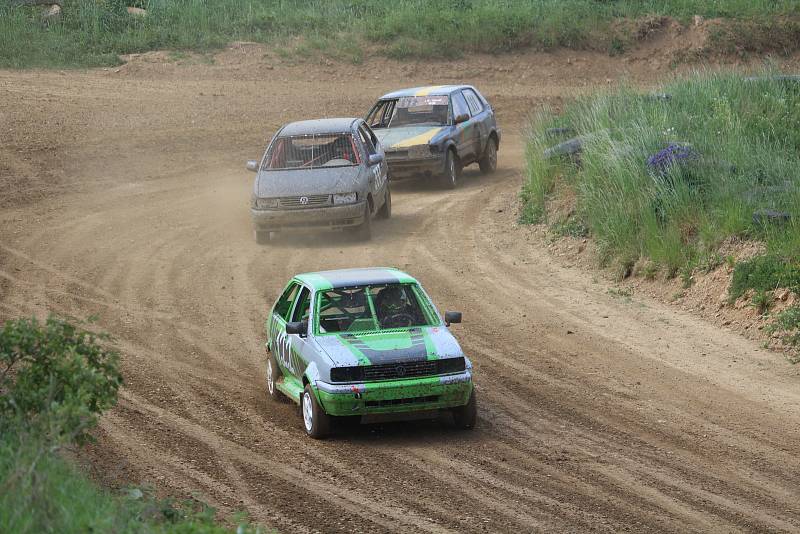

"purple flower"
[647,143,699,173]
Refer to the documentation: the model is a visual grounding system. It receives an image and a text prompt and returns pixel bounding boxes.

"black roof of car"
[279,118,361,137]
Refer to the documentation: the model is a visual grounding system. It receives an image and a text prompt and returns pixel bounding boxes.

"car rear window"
[265,133,361,170]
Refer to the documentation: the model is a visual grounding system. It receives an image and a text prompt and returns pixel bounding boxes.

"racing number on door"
[275,328,295,375]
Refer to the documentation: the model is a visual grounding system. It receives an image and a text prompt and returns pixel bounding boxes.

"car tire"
[451,389,477,429]
[266,353,284,402]
[302,384,331,439]
[350,203,372,240]
[255,229,272,245]
[441,149,461,189]
[479,137,498,175]
[377,185,391,220]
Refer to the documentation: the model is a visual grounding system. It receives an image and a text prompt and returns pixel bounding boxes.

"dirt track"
[2,47,800,532]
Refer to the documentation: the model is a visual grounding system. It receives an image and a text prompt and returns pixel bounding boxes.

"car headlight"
[254,197,279,209]
[332,192,357,205]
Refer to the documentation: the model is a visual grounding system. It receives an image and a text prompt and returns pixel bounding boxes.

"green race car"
[265,267,476,438]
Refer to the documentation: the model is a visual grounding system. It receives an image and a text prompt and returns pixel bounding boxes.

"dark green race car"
[265,267,476,438]
[365,85,500,188]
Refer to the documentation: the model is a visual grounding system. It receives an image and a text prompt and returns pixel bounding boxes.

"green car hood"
[314,326,463,367]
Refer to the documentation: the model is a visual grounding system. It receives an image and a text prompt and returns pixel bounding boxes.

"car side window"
[451,92,470,121]
[366,100,395,129]
[358,125,377,156]
[290,287,312,323]
[274,283,299,321]
[363,124,380,149]
[462,89,484,116]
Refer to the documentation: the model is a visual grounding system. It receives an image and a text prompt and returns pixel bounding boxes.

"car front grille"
[278,195,330,208]
[363,360,437,381]
[329,357,466,383]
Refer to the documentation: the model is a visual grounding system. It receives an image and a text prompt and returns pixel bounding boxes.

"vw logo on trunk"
[299,196,309,205]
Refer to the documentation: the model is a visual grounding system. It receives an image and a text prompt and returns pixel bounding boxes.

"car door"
[357,124,387,203]
[268,281,300,374]
[450,91,477,161]
[285,285,313,379]
[462,88,489,158]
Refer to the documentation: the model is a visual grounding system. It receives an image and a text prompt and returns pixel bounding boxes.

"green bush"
[767,305,800,362]
[0,316,122,444]
[729,255,800,300]
[523,71,800,276]
[0,316,263,533]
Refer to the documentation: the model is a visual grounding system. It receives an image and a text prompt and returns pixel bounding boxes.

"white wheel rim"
[302,392,313,432]
[449,158,456,183]
[266,360,274,394]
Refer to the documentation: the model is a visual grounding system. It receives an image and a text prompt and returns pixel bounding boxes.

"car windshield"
[264,133,361,170]
[388,95,450,128]
[316,283,437,333]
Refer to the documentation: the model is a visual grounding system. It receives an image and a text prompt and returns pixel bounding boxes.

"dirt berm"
[1,45,800,532]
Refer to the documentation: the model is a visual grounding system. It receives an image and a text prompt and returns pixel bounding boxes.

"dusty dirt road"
[2,47,800,533]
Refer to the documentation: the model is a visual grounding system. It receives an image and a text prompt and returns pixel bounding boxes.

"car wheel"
[377,185,391,219]
[441,149,461,189]
[451,389,477,429]
[255,229,272,245]
[302,384,331,439]
[479,138,498,175]
[266,353,284,402]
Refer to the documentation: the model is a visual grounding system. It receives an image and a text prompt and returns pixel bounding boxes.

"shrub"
[0,316,122,444]
[729,255,800,300]
[767,305,800,363]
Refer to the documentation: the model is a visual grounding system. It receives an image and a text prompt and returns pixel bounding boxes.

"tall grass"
[522,71,800,275]
[1,0,800,68]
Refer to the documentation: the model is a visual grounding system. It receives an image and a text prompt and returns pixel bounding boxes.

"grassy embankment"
[0,316,266,533]
[522,71,800,358]
[1,0,800,68]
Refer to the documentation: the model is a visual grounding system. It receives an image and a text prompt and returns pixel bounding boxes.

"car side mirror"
[454,113,470,125]
[444,311,462,326]
[286,320,308,336]
[246,160,259,172]
[368,153,384,166]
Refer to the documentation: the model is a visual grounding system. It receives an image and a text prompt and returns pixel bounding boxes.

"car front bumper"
[385,156,445,180]
[251,201,366,231]
[314,371,473,416]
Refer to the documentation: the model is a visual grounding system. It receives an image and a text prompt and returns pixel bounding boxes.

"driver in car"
[374,285,423,328]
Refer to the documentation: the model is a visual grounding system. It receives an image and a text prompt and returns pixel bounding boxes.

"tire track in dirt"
[2,57,800,533]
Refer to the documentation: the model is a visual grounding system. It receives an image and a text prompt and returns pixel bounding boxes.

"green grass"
[2,0,800,68]
[0,428,264,534]
[522,71,800,280]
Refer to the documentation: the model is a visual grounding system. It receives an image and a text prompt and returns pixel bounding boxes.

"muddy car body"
[365,85,500,188]
[247,118,390,243]
[265,267,476,438]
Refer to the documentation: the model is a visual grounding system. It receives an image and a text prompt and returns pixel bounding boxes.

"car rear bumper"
[386,156,444,180]
[314,371,473,416]
[251,201,366,231]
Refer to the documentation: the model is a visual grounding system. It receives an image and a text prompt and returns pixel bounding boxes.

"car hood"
[255,166,364,197]
[374,126,446,149]
[315,326,463,367]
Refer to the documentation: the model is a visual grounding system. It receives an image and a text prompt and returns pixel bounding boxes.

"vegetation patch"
[523,71,800,278]
[2,0,800,68]
[0,316,263,533]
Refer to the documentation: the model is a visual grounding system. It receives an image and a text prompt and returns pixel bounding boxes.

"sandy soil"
[2,46,800,533]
